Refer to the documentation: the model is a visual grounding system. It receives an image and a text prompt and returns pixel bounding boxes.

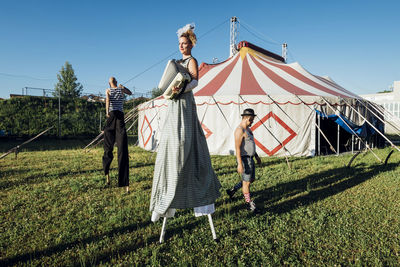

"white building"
[361,81,400,134]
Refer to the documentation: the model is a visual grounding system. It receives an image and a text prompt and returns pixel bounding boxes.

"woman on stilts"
[150,23,221,241]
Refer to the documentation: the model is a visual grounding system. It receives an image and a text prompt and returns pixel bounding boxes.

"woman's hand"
[172,86,180,94]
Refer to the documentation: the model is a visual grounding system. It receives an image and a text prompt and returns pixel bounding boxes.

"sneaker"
[247,201,260,214]
[226,189,235,199]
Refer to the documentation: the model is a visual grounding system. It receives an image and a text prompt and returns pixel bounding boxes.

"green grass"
[0,140,399,266]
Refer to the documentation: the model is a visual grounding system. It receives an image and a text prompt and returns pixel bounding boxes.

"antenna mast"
[230,16,239,57]
[282,43,287,62]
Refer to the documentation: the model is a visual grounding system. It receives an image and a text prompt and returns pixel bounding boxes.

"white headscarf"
[177,23,195,38]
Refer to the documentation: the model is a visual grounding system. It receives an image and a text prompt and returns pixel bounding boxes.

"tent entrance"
[316,115,353,155]
[315,110,385,155]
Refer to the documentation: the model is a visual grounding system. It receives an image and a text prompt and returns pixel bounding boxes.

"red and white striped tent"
[138,41,368,157]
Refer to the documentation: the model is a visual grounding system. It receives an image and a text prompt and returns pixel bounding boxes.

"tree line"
[0,61,155,138]
[0,95,147,138]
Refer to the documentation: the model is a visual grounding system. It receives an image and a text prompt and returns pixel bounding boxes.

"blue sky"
[0,0,399,99]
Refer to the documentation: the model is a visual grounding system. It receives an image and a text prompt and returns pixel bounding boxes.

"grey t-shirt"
[239,126,256,157]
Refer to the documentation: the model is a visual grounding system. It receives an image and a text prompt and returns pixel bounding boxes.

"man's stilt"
[207,214,217,240]
[159,217,167,243]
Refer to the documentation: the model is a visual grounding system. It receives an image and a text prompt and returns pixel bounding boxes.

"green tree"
[54,61,83,97]
[150,87,163,98]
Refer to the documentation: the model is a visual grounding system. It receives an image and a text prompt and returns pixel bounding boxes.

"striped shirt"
[109,88,124,112]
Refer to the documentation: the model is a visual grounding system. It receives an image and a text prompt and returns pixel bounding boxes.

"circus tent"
[138,41,379,157]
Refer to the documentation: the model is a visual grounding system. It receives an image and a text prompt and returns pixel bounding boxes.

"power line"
[240,20,281,46]
[0,72,55,81]
[197,18,230,40]
[122,18,230,87]
[122,50,179,86]
[3,19,231,95]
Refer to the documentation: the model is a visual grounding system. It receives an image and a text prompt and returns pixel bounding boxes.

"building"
[361,81,400,134]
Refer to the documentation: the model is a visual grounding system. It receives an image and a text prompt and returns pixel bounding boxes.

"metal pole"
[159,217,167,243]
[282,43,287,62]
[358,99,400,136]
[230,17,238,57]
[337,124,340,155]
[342,98,400,152]
[318,115,320,155]
[321,97,382,162]
[207,214,217,240]
[294,94,336,154]
[0,126,54,160]
[99,111,102,132]
[239,95,292,168]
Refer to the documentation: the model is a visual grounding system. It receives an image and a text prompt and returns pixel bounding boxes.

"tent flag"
[315,110,376,138]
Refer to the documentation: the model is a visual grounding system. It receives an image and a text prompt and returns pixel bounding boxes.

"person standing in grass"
[150,23,221,222]
[227,108,261,213]
[103,77,132,193]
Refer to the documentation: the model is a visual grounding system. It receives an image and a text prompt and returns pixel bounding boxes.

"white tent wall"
[139,95,320,157]
[138,98,168,151]
[138,95,381,157]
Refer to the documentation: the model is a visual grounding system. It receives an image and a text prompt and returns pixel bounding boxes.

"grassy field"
[0,139,399,266]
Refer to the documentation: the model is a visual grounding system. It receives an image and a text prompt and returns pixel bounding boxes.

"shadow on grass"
[1,212,219,266]
[0,160,153,189]
[220,162,398,218]
[249,162,399,216]
[0,219,153,266]
[0,167,106,189]
[213,156,303,179]
[4,161,395,265]
[0,136,137,153]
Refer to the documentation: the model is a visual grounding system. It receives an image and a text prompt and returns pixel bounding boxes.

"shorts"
[240,156,255,182]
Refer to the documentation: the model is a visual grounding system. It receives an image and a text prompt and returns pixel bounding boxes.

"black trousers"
[102,110,129,187]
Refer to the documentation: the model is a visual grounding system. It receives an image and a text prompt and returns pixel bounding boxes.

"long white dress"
[150,57,221,220]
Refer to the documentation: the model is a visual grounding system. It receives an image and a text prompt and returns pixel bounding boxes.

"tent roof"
[193,41,359,98]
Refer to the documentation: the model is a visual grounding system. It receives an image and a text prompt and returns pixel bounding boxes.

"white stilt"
[159,217,167,243]
[207,214,217,240]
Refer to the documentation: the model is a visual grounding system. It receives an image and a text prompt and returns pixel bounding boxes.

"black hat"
[241,108,256,117]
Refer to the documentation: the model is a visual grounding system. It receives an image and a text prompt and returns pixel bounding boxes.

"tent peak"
[238,41,285,63]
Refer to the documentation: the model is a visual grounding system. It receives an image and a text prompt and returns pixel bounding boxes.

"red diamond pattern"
[140,115,152,148]
[251,111,297,156]
[201,123,213,139]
